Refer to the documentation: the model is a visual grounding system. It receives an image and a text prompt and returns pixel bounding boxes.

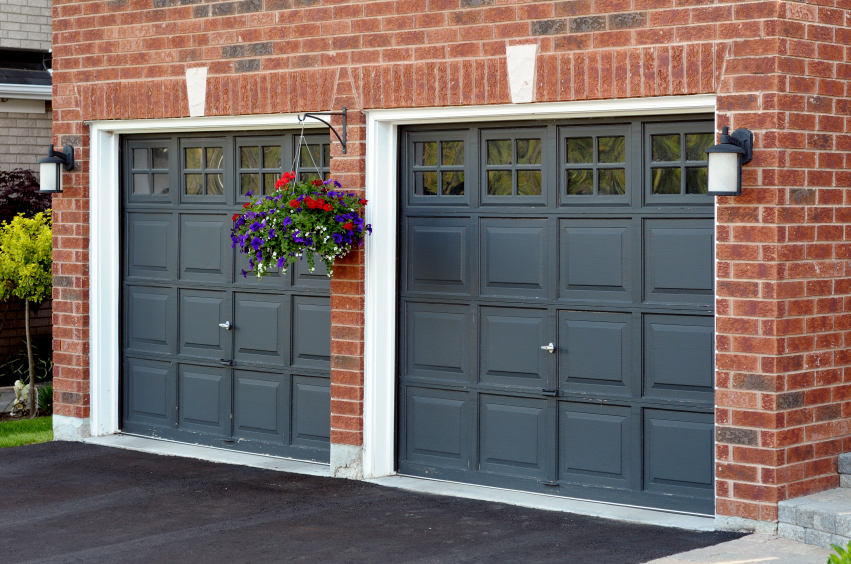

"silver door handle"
[541,342,555,353]
[219,321,232,330]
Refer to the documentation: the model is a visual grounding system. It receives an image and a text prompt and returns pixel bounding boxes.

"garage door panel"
[405,302,473,383]
[178,364,231,436]
[293,254,331,289]
[405,387,471,469]
[124,357,176,427]
[126,286,175,354]
[233,369,287,440]
[644,314,714,402]
[179,289,231,359]
[292,375,331,447]
[559,402,632,488]
[481,219,548,298]
[644,219,714,306]
[480,307,549,387]
[234,249,289,287]
[127,213,175,280]
[406,217,472,295]
[234,292,289,365]
[560,219,633,303]
[644,409,714,497]
[480,395,549,479]
[292,296,331,369]
[180,214,231,282]
[559,311,633,396]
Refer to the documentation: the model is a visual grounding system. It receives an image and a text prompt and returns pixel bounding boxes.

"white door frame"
[361,94,717,479]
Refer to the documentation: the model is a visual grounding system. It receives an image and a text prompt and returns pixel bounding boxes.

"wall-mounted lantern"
[705,126,753,196]
[38,144,74,194]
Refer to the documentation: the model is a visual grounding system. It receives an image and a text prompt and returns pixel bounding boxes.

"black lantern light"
[38,144,74,194]
[704,126,753,196]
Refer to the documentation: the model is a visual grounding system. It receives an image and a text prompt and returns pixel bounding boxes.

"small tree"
[0,211,52,416]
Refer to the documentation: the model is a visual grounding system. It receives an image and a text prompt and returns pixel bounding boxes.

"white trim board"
[0,83,52,100]
[368,475,716,531]
[85,434,330,477]
[361,94,717,479]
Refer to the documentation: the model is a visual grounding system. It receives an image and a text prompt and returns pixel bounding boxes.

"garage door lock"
[541,343,555,353]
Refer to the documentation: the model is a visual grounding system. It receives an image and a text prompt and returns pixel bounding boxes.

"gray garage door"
[398,118,716,514]
[121,131,333,461]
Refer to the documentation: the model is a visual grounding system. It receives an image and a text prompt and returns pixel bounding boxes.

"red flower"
[289,199,301,208]
[343,222,354,230]
[359,199,368,205]
[311,179,323,186]
[276,172,297,189]
[242,202,251,209]
[323,204,333,212]
[232,213,240,221]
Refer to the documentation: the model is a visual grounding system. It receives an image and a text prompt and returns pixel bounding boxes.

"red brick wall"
[50,0,851,522]
[713,1,851,523]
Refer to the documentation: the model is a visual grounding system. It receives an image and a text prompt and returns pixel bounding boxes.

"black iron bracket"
[299,107,347,154]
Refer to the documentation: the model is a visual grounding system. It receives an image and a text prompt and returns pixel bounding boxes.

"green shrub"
[829,540,851,564]
[0,338,53,387]
[37,384,53,414]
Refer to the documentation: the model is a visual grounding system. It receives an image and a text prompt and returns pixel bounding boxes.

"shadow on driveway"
[1,442,742,563]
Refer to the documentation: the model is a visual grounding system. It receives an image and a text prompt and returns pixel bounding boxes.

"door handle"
[542,389,559,397]
[219,321,232,330]
[541,342,555,353]
[219,359,234,366]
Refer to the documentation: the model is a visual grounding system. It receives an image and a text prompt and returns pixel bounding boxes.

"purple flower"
[251,237,263,250]
[277,257,285,268]
[269,228,276,239]
[282,216,293,227]
[245,191,253,197]
[250,222,262,232]
[256,251,263,260]
[241,269,248,278]
[332,233,343,244]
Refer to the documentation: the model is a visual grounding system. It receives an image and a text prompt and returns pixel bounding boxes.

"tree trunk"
[25,299,36,417]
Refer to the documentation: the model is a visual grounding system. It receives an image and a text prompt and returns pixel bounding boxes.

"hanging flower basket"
[231,172,371,278]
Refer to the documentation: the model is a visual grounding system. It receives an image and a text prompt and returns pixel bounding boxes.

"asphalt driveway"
[1,442,741,564]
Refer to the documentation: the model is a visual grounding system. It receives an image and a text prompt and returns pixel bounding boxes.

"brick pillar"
[714,1,851,531]
[50,130,91,437]
[328,69,367,477]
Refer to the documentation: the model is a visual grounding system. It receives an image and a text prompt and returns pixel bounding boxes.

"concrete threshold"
[84,434,330,478]
[367,475,716,532]
[84,434,714,532]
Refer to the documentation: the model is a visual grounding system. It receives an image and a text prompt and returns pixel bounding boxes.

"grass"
[0,416,52,448]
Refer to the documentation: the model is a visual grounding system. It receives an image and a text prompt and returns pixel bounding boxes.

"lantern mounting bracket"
[724,127,753,165]
[47,144,75,171]
[298,108,347,154]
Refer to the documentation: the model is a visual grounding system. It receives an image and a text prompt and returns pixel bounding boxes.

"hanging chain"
[292,117,322,193]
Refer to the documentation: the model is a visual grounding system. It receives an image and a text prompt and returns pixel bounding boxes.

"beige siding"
[0,104,53,173]
[0,0,52,52]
